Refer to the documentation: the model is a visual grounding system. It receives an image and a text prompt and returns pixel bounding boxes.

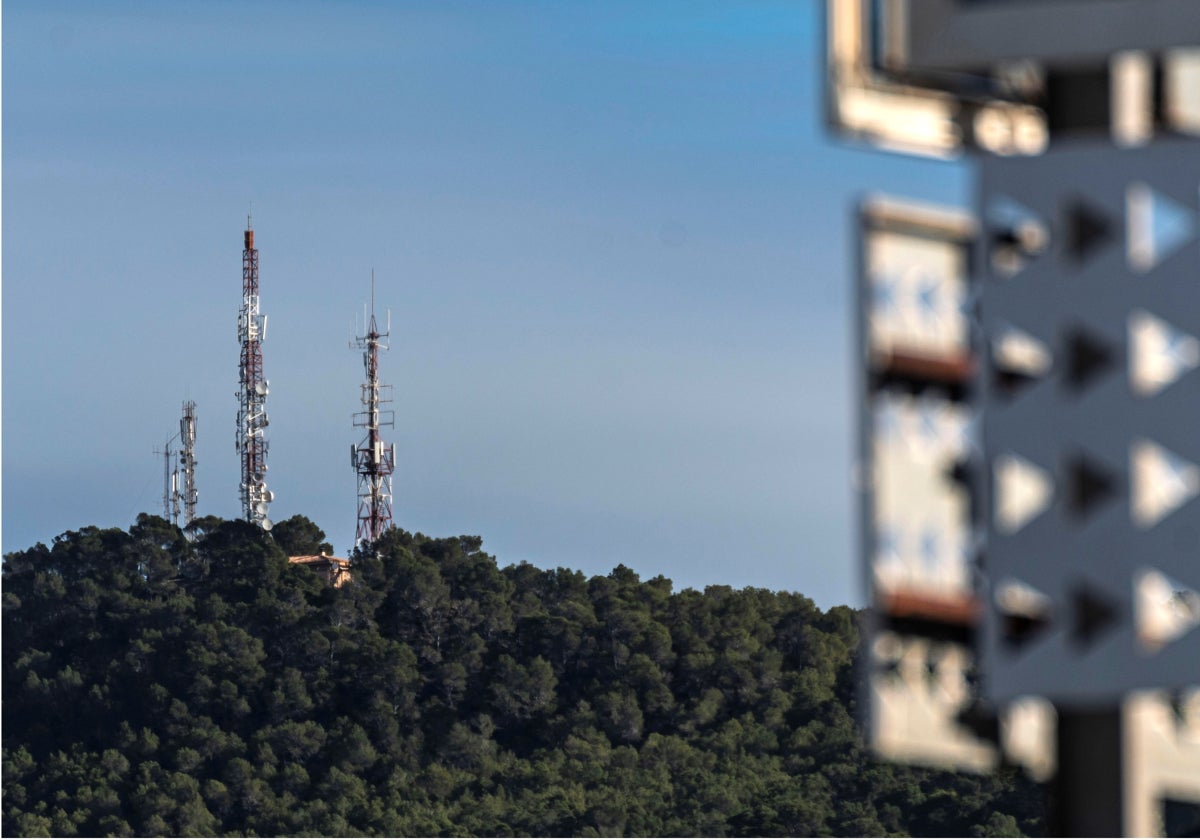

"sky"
[2,0,967,607]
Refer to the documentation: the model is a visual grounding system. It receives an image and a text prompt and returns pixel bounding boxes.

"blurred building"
[288,553,352,588]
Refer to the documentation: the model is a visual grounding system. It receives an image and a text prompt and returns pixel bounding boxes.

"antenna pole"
[179,400,198,528]
[237,219,272,529]
[155,433,181,526]
[163,436,173,522]
[351,275,395,547]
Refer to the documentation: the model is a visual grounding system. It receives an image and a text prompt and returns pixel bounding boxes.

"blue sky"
[2,0,966,606]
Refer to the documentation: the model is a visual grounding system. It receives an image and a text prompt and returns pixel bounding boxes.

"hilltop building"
[288,553,352,588]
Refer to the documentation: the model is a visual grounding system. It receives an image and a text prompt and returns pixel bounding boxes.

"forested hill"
[2,515,1042,837]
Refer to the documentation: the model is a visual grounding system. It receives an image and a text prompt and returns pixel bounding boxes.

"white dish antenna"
[261,518,273,531]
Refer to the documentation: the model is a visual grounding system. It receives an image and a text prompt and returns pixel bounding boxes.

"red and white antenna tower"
[351,273,395,546]
[179,400,198,527]
[237,215,273,530]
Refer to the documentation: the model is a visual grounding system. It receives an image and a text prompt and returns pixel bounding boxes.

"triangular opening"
[1065,454,1119,520]
[878,654,902,681]
[872,276,896,314]
[1131,439,1200,528]
[955,701,1001,743]
[1129,309,1200,397]
[1065,198,1114,264]
[1135,567,1200,653]
[928,645,972,708]
[994,368,1040,399]
[988,196,1049,277]
[995,578,1054,651]
[1071,584,1121,649]
[915,280,941,319]
[946,458,972,488]
[1127,182,1197,272]
[1165,692,1196,730]
[995,454,1054,534]
[922,649,941,693]
[992,324,1052,399]
[872,633,904,682]
[1064,326,1116,392]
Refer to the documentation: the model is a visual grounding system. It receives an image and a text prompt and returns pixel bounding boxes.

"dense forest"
[3,515,1044,836]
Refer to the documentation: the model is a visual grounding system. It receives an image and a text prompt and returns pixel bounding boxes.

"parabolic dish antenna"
[261,518,273,532]
[255,502,269,516]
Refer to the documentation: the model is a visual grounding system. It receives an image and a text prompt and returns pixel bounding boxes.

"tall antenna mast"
[236,216,273,530]
[179,400,198,527]
[155,433,181,526]
[351,271,395,546]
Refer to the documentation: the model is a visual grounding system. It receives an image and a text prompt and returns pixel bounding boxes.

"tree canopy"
[2,514,1044,836]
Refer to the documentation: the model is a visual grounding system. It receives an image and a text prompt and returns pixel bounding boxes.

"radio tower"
[236,215,273,530]
[351,274,395,546]
[179,400,198,527]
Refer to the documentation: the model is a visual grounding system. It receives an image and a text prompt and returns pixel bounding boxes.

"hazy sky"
[2,0,966,606]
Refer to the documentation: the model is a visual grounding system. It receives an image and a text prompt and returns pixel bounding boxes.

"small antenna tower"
[155,433,181,526]
[351,271,395,546]
[236,215,273,530]
[179,400,198,527]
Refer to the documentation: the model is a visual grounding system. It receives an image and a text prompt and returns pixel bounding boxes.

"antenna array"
[236,220,273,530]
[155,433,181,526]
[179,400,198,526]
[351,274,395,546]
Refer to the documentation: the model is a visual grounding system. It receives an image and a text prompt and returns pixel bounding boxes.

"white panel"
[873,393,971,596]
[1135,568,1200,653]
[868,230,968,360]
[1123,690,1200,837]
[1001,697,1056,782]
[993,324,1053,378]
[1129,310,1199,397]
[1164,49,1200,135]
[1126,183,1197,272]
[1131,439,1200,528]
[870,633,997,772]
[994,454,1054,534]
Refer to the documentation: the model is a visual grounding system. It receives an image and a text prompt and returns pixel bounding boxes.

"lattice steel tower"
[236,217,273,529]
[351,276,395,545]
[179,400,198,527]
